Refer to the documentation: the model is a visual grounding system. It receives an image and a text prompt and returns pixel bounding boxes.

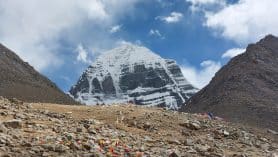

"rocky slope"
[0,43,76,104]
[70,44,197,110]
[182,35,278,131]
[0,97,277,157]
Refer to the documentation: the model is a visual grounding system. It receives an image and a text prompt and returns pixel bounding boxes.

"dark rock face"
[92,78,101,93]
[119,65,171,91]
[102,75,116,94]
[182,35,278,130]
[0,43,76,104]
[70,44,197,110]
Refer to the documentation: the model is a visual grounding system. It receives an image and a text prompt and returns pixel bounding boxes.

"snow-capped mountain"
[70,44,197,110]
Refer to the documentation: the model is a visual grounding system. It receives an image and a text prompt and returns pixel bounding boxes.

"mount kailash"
[70,44,197,110]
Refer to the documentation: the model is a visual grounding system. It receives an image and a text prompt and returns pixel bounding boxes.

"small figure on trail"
[208,112,214,120]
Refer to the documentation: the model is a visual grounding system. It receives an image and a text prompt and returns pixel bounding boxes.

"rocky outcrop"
[0,43,76,104]
[182,35,278,131]
[70,44,197,110]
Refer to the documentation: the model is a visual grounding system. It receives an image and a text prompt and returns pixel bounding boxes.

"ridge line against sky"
[0,0,277,90]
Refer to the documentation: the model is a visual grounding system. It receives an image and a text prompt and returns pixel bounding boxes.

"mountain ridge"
[182,35,278,130]
[0,43,76,104]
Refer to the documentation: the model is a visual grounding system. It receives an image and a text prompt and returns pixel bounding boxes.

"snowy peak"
[99,44,163,64]
[70,44,197,110]
[93,44,164,75]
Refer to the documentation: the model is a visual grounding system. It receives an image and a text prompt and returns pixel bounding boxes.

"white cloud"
[76,44,91,64]
[115,39,143,47]
[186,0,225,5]
[205,0,278,44]
[155,0,174,8]
[157,12,183,23]
[149,29,164,39]
[0,0,138,71]
[110,25,122,33]
[186,0,226,12]
[149,29,161,37]
[222,48,245,59]
[181,60,221,88]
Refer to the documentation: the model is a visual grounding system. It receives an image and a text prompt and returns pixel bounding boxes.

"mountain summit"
[182,35,278,130]
[0,43,76,104]
[70,44,197,110]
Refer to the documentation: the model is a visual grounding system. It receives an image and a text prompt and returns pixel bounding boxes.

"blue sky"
[0,0,277,91]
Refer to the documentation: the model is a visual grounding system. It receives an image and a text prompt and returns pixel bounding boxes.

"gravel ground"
[0,97,277,157]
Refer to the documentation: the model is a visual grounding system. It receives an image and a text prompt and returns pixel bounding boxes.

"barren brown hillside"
[0,44,76,105]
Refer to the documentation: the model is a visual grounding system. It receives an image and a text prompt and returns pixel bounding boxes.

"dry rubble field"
[0,97,277,157]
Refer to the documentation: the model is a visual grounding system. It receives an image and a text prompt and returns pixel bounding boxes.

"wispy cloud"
[76,44,92,64]
[181,60,221,88]
[149,29,164,39]
[156,12,183,23]
[222,48,245,59]
[110,25,122,33]
[186,0,226,12]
